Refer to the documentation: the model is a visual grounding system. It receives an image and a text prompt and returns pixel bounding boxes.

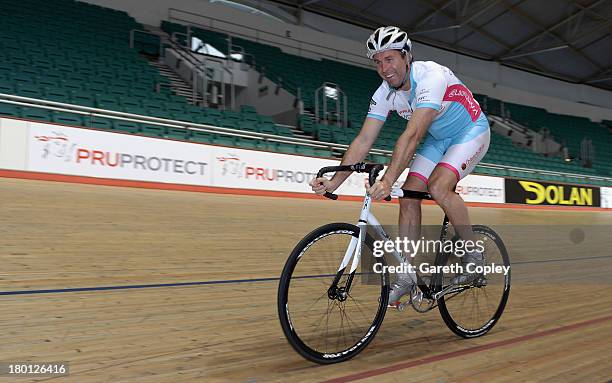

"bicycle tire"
[278,222,390,364]
[437,225,511,338]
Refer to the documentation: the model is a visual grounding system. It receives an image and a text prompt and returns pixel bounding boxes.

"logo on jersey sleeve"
[417,89,430,103]
[443,84,481,121]
[368,99,377,112]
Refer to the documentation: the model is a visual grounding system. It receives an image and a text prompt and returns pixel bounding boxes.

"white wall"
[0,118,29,170]
[235,68,296,117]
[82,0,612,121]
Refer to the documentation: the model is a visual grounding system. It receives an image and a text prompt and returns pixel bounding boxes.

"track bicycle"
[277,163,510,364]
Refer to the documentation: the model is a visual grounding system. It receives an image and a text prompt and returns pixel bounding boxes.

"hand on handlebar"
[309,177,338,196]
[367,179,391,201]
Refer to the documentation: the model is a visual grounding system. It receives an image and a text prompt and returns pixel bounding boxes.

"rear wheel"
[437,225,511,338]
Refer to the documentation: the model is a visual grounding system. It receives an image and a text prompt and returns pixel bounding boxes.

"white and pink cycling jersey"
[368,60,484,139]
[367,60,490,182]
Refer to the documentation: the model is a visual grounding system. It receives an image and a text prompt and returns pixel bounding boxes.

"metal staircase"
[146,58,203,105]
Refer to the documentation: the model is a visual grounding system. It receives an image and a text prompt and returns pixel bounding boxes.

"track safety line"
[319,314,612,383]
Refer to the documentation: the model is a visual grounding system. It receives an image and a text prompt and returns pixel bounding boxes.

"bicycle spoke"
[280,224,391,362]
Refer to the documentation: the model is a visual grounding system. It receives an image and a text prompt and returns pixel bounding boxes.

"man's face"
[373,50,407,88]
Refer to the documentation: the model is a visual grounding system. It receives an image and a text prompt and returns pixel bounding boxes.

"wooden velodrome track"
[1,176,611,382]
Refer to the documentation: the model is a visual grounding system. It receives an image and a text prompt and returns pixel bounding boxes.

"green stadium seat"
[62,80,83,91]
[295,146,316,156]
[84,116,114,130]
[241,121,258,132]
[95,95,121,110]
[235,137,259,149]
[0,103,20,118]
[276,126,293,137]
[113,120,140,134]
[276,143,297,154]
[242,114,259,123]
[218,119,239,129]
[70,90,96,108]
[11,73,35,85]
[0,63,13,76]
[164,127,190,140]
[0,81,15,94]
[43,87,71,103]
[86,83,107,94]
[107,86,129,98]
[16,84,42,98]
[168,112,192,123]
[20,107,51,122]
[194,115,217,126]
[257,123,277,135]
[205,108,222,119]
[191,130,215,143]
[37,77,59,88]
[147,109,172,119]
[140,124,164,137]
[240,105,257,114]
[52,112,83,126]
[212,135,235,147]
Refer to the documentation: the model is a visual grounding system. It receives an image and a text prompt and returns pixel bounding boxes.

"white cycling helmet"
[366,26,412,59]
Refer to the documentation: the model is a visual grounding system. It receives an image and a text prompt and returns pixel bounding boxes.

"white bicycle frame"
[337,187,419,285]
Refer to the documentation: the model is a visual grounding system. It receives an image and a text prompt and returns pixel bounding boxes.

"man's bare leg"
[427,166,475,242]
[389,176,428,305]
[428,166,483,284]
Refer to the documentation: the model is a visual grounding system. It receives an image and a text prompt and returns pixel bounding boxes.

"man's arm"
[310,117,384,195]
[368,108,437,200]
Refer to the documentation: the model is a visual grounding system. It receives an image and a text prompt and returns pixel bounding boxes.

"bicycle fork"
[327,194,373,301]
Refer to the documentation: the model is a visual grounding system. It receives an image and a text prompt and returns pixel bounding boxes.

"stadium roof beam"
[410,24,461,35]
[452,0,527,45]
[501,44,569,60]
[570,0,612,32]
[582,63,612,83]
[499,0,603,71]
[414,0,503,57]
[299,0,323,5]
[494,0,606,60]
[569,20,612,47]
[585,75,612,84]
[414,0,550,74]
[408,0,459,32]
[410,0,503,36]
[296,0,401,29]
[577,30,612,54]
[265,0,604,86]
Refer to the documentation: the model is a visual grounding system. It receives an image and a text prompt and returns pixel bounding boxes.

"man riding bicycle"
[309,26,490,307]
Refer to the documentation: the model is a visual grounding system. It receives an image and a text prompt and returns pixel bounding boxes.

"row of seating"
[0,103,293,135]
[485,96,612,176]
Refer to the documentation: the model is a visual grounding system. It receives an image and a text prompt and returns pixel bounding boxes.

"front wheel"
[277,223,389,364]
[437,225,511,338]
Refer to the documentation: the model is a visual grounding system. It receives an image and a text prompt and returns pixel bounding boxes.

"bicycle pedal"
[388,300,409,311]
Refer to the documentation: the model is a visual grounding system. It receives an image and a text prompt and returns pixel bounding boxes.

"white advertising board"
[8,119,508,203]
[601,187,612,208]
[28,122,214,186]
